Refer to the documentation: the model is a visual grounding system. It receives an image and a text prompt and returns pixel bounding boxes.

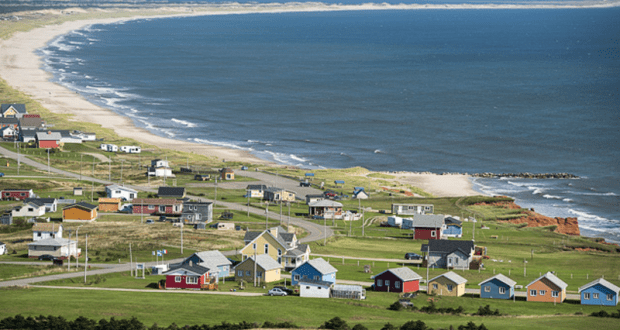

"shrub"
[400,320,430,330]
[474,305,500,316]
[458,321,488,330]
[352,324,368,330]
[381,323,397,330]
[319,317,349,330]
[389,301,403,311]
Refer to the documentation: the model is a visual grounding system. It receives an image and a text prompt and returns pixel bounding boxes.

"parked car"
[272,286,294,295]
[38,254,55,261]
[299,181,311,187]
[404,253,422,260]
[0,173,4,177]
[145,219,154,224]
[268,288,288,296]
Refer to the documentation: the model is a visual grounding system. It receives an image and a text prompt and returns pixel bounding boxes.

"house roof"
[578,278,620,294]
[35,131,62,140]
[19,116,42,128]
[284,246,307,257]
[526,272,568,290]
[24,198,56,204]
[429,271,468,285]
[163,263,210,276]
[132,198,182,206]
[478,274,517,287]
[24,200,45,208]
[0,118,19,124]
[444,216,463,225]
[412,214,445,228]
[243,231,261,242]
[191,250,232,269]
[1,104,27,113]
[298,278,333,287]
[376,267,422,282]
[421,240,475,257]
[32,223,61,232]
[221,168,234,173]
[246,185,267,190]
[105,184,138,193]
[98,198,121,204]
[309,200,343,207]
[241,254,282,271]
[302,258,338,275]
[158,187,186,197]
[244,227,289,251]
[63,202,97,211]
[28,237,74,247]
[332,284,364,293]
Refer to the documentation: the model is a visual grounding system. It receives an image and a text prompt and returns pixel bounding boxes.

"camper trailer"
[120,145,141,154]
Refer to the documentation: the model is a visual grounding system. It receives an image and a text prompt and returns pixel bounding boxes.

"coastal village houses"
[241,226,310,271]
[526,272,568,303]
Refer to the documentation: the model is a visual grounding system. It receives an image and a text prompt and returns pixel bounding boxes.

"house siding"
[291,263,336,286]
[374,271,419,293]
[444,225,462,238]
[240,235,286,266]
[414,227,441,240]
[2,190,33,201]
[480,279,514,299]
[38,140,59,149]
[234,261,281,284]
[580,285,618,306]
[165,274,206,290]
[63,207,97,221]
[527,278,566,303]
[428,278,466,297]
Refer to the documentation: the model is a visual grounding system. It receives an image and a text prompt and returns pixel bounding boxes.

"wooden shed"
[98,198,121,212]
[62,202,98,222]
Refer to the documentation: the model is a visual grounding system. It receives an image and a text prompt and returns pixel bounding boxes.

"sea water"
[38,5,620,242]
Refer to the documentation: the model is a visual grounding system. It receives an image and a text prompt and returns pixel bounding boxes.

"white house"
[72,131,96,141]
[28,237,79,259]
[0,241,6,255]
[120,145,141,154]
[32,223,63,241]
[299,279,332,298]
[100,144,118,152]
[105,184,138,201]
[147,159,174,177]
[387,216,405,227]
[12,201,46,218]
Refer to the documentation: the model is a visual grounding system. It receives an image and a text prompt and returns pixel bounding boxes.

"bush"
[400,320,430,330]
[381,323,397,330]
[458,321,488,330]
[319,317,349,330]
[474,305,500,316]
[352,324,368,330]
[389,301,404,311]
[590,310,620,318]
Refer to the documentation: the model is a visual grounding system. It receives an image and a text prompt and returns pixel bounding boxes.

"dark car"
[404,253,422,260]
[272,286,294,295]
[38,254,55,261]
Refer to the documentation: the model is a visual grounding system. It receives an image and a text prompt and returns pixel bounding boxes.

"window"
[306,286,310,289]
[385,280,390,287]
[278,249,282,256]
[257,271,262,278]
[148,205,155,210]
[246,270,251,277]
[186,276,198,285]
[593,293,599,299]
[433,283,438,290]
[431,230,436,237]
[484,286,491,292]
[314,276,320,280]
[159,206,166,213]
[499,287,506,294]
[264,244,269,254]
[252,243,256,250]
[377,279,383,287]
[552,291,559,298]
[584,293,590,300]
[238,270,243,277]
[318,286,322,290]
[277,257,281,264]
[530,290,537,296]
[607,294,613,301]
[539,290,546,296]
[294,274,300,281]
[447,284,453,292]
[175,276,181,283]
[395,281,400,289]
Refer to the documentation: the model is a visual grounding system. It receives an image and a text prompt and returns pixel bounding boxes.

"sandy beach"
[0,3,513,197]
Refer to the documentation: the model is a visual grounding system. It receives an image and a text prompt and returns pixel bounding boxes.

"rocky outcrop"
[472,172,579,179]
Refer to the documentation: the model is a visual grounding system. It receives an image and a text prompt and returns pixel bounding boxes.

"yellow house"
[234,254,282,284]
[428,271,468,297]
[240,228,289,265]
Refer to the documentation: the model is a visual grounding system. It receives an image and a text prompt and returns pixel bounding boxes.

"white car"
[268,288,287,296]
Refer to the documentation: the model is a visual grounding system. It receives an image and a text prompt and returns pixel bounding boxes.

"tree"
[400,320,429,330]
[319,317,349,330]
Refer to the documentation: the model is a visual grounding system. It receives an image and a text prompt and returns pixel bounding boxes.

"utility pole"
[47,149,50,174]
[108,160,111,181]
[84,234,88,283]
[91,158,95,202]
[247,190,250,217]
[287,202,291,227]
[75,225,83,269]
[181,224,184,255]
[120,159,124,183]
[265,203,269,230]
[80,154,83,181]
[426,245,430,292]
[17,142,20,175]
[280,202,283,224]
[66,230,72,271]
[214,178,218,206]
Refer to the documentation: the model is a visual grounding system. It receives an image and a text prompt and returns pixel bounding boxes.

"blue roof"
[305,173,315,176]
[334,180,345,184]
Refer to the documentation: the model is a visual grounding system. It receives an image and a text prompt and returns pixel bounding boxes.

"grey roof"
[19,116,42,128]
[429,271,468,285]
[377,267,422,282]
[191,250,232,269]
[578,278,620,294]
[0,118,19,124]
[479,274,517,287]
[309,200,343,207]
[158,187,186,197]
[444,216,463,225]
[1,104,26,113]
[526,272,568,290]
[0,241,5,245]
[246,185,267,190]
[64,201,97,211]
[332,284,364,292]
[412,214,445,228]
[298,278,333,287]
[280,233,296,244]
[25,198,56,205]
[243,231,262,242]
[28,237,75,247]
[163,263,210,276]
[106,184,138,193]
[284,247,306,257]
[35,131,62,140]
[243,254,282,271]
[422,240,475,257]
[303,258,338,275]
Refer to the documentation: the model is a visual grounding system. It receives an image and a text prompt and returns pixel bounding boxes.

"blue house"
[182,250,232,278]
[478,274,516,299]
[578,278,620,306]
[443,216,463,238]
[292,257,338,286]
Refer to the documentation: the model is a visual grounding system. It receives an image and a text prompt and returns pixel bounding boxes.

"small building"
[526,272,568,303]
[194,174,210,181]
[479,274,516,300]
[0,213,13,226]
[246,184,268,198]
[73,187,83,196]
[12,200,46,218]
[373,267,422,293]
[180,201,213,224]
[1,126,17,139]
[215,222,235,230]
[98,198,122,212]
[105,184,137,201]
[62,202,98,222]
[305,194,324,205]
[0,241,6,255]
[18,115,44,131]
[27,237,79,259]
[132,198,183,216]
[35,131,61,149]
[428,271,468,297]
[353,187,369,199]
[299,279,332,298]
[387,216,404,228]
[220,168,235,180]
[234,254,283,284]
[308,200,343,219]
[241,226,309,270]
[0,117,19,129]
[1,189,35,201]
[120,145,141,153]
[291,257,338,286]
[163,262,213,290]
[264,187,296,203]
[181,250,232,278]
[331,284,366,300]
[32,223,63,241]
[157,187,186,199]
[147,159,174,177]
[422,240,475,270]
[407,214,445,240]
[578,278,620,306]
[24,198,57,212]
[444,216,463,238]
[392,203,434,215]
[1,103,27,118]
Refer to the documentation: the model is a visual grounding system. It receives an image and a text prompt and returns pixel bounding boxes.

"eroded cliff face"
[475,200,580,236]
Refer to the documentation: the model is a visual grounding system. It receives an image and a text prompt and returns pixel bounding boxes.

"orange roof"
[98,198,121,204]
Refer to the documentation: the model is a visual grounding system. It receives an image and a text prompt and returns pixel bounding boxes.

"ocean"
[38,4,620,242]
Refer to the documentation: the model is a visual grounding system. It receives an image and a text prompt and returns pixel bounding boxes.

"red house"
[132,198,183,215]
[409,214,446,240]
[35,131,61,149]
[1,189,34,201]
[373,267,423,293]
[163,262,212,290]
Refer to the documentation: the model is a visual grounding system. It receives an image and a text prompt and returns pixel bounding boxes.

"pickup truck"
[299,181,311,187]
